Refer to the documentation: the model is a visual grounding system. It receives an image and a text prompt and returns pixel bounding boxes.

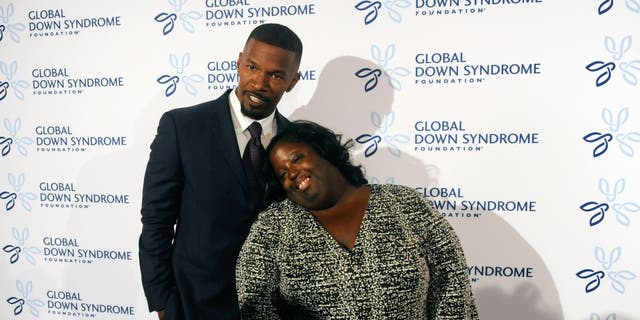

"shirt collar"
[229,89,276,135]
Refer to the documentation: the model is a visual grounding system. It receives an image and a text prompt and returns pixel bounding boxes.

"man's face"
[235,39,300,120]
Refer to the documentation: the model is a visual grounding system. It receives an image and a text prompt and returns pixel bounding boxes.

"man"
[139,23,302,319]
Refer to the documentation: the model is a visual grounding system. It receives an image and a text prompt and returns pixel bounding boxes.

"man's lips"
[246,91,269,105]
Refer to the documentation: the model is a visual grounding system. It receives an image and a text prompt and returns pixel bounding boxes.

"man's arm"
[139,111,184,313]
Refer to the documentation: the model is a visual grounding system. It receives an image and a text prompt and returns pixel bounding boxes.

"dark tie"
[242,122,266,208]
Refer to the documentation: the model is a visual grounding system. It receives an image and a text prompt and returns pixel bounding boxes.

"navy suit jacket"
[139,89,289,320]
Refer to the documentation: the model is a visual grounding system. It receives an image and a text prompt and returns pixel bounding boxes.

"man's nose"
[251,72,268,90]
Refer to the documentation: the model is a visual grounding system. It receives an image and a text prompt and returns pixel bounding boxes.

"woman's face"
[269,140,348,210]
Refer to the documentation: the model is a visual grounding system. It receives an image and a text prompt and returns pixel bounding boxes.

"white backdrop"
[1,1,639,319]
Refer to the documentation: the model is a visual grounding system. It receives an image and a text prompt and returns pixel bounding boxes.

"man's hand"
[157,310,165,319]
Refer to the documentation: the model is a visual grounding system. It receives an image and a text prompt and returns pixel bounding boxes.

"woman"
[236,120,479,319]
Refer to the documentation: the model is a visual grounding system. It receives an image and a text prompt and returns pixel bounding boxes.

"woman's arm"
[403,186,479,319]
[236,208,282,319]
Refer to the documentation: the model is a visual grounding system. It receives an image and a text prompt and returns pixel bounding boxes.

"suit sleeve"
[139,111,184,312]
[236,208,281,319]
[404,187,479,320]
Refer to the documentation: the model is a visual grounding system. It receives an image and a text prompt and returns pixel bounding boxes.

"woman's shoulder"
[257,199,305,225]
[371,183,422,202]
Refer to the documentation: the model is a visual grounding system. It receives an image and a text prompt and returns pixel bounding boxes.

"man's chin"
[241,105,271,120]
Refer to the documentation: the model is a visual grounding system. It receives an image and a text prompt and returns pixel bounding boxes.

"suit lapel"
[209,90,250,194]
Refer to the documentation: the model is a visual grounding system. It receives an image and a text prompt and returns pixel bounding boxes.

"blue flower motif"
[2,118,33,157]
[354,1,382,25]
[583,108,639,157]
[354,0,410,24]
[598,0,614,14]
[2,227,40,264]
[599,177,639,227]
[0,60,30,100]
[355,133,382,157]
[154,12,177,35]
[0,81,8,101]
[580,178,639,227]
[579,201,609,226]
[590,312,617,320]
[355,67,382,92]
[578,247,637,294]
[6,173,37,212]
[586,61,616,87]
[355,112,409,157]
[582,132,612,157]
[8,280,44,317]
[155,0,202,35]
[158,53,204,97]
[0,3,26,43]
[576,268,605,293]
[598,0,640,14]
[605,35,632,61]
[370,44,410,91]
[601,35,640,86]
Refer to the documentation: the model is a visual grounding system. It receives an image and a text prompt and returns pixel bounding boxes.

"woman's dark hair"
[265,120,367,199]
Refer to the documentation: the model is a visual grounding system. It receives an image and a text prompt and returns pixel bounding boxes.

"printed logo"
[576,246,636,294]
[0,60,29,101]
[157,53,204,97]
[416,186,537,218]
[2,227,41,265]
[597,0,640,15]
[354,0,411,25]
[8,282,135,317]
[583,107,640,158]
[412,120,540,152]
[31,67,125,96]
[590,313,617,320]
[467,265,534,283]
[415,51,541,86]
[579,178,639,228]
[155,0,203,35]
[3,122,129,155]
[28,8,122,38]
[46,290,135,317]
[38,180,131,209]
[6,280,44,317]
[415,0,542,17]
[1,173,36,212]
[0,3,26,43]
[356,44,410,92]
[586,35,640,87]
[207,59,237,92]
[204,1,317,29]
[355,112,410,157]
[34,124,127,153]
[1,118,33,157]
[42,235,133,264]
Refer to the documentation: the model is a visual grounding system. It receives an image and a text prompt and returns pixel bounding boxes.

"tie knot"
[247,122,262,139]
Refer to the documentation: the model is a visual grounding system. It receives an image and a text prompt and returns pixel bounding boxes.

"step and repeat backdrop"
[2,1,639,319]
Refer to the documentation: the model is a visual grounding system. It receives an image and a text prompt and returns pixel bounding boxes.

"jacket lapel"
[209,90,250,194]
